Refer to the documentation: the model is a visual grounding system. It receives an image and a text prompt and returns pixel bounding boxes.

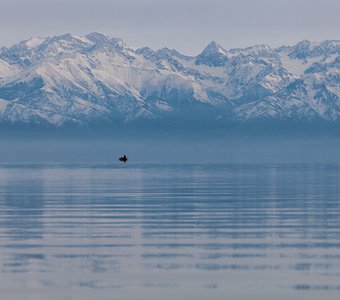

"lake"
[0,163,340,299]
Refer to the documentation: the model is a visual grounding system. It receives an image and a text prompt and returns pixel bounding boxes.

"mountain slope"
[0,33,339,127]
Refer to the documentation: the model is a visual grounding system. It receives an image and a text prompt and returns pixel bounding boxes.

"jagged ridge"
[0,33,339,127]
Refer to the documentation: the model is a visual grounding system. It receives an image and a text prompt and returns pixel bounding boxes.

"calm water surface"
[0,163,340,299]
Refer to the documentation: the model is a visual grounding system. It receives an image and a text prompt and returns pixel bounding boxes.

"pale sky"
[0,0,339,55]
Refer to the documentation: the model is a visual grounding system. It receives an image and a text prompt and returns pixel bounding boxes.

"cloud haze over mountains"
[0,0,339,54]
[0,33,339,129]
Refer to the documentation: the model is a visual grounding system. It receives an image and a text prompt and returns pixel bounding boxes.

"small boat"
[119,155,128,163]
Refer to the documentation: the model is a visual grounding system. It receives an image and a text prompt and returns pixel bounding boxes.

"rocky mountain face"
[0,33,339,127]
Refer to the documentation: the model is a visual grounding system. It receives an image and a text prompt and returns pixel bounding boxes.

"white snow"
[0,98,8,111]
[0,34,339,125]
[279,52,323,76]
[155,101,173,112]
[0,60,20,79]
[25,37,45,48]
[71,34,93,45]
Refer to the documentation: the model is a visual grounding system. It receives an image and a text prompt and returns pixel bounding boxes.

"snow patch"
[26,37,45,48]
[0,60,20,78]
[0,98,8,111]
[279,52,324,76]
[155,101,173,112]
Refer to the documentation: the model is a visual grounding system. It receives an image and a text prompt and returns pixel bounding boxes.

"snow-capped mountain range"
[0,33,339,127]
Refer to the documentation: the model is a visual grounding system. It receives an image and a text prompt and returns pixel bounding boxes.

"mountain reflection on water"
[0,163,340,300]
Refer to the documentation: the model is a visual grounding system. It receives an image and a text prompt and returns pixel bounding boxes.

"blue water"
[0,163,340,299]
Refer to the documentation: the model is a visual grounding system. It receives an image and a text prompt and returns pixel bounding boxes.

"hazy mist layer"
[1,134,340,164]
[0,0,339,54]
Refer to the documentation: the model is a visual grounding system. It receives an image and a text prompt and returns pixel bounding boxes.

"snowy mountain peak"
[0,34,339,128]
[244,44,275,56]
[85,32,109,43]
[277,39,340,61]
[84,32,126,50]
[195,41,228,67]
[288,40,313,59]
[201,41,228,56]
[108,37,127,50]
[135,47,155,58]
[157,47,183,57]
[24,37,46,49]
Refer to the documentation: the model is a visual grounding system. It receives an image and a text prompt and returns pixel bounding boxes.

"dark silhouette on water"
[119,155,128,163]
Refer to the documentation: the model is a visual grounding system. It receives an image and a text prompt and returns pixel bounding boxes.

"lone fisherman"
[119,155,128,163]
